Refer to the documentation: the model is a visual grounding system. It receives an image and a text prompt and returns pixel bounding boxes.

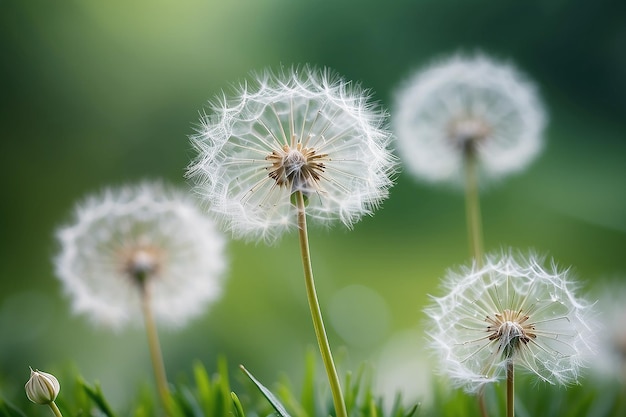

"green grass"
[4,353,624,417]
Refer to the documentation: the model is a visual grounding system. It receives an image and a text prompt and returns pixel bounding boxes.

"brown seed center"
[266,142,328,193]
[486,308,537,358]
[447,117,491,154]
[119,245,164,287]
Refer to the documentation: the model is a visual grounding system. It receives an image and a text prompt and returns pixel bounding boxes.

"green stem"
[48,401,63,417]
[140,286,172,416]
[464,151,484,267]
[477,386,489,417]
[506,360,515,417]
[465,151,488,417]
[295,191,347,417]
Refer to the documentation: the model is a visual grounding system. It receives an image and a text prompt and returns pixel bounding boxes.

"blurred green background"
[1,0,625,411]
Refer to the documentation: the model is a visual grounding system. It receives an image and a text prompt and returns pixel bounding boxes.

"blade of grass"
[78,379,117,417]
[0,398,27,417]
[216,356,231,417]
[192,361,213,416]
[240,365,292,417]
[301,348,317,417]
[231,392,245,417]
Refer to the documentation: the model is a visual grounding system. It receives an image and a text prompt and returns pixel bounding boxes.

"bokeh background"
[1,0,625,411]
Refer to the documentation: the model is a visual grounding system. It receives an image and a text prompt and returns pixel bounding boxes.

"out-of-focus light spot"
[328,284,390,348]
[374,329,434,410]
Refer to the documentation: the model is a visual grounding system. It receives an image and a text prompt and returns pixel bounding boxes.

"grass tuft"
[2,356,624,417]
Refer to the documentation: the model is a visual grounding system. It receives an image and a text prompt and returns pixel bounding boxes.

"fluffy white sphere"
[425,251,595,392]
[393,53,546,187]
[54,181,227,329]
[187,66,397,243]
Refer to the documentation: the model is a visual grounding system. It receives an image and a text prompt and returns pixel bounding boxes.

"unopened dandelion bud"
[25,368,60,404]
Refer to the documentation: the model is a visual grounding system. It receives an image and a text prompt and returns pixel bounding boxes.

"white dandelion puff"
[54,181,228,330]
[187,66,397,243]
[393,53,546,187]
[186,66,396,417]
[589,281,626,382]
[424,250,596,393]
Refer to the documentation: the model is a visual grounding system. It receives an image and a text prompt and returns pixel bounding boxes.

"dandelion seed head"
[588,281,626,382]
[424,250,595,392]
[393,53,546,187]
[54,181,227,330]
[187,66,397,243]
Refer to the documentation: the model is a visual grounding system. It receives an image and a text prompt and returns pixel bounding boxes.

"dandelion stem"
[465,150,488,417]
[464,150,484,267]
[140,286,172,416]
[506,360,515,417]
[477,386,489,417]
[48,401,63,417]
[295,190,347,417]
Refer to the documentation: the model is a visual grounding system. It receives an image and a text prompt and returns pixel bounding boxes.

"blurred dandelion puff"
[393,52,546,187]
[186,65,397,244]
[425,251,596,395]
[589,281,626,383]
[54,181,227,414]
[54,181,227,329]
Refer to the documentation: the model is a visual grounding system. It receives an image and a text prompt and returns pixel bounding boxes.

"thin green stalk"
[506,361,514,417]
[477,386,488,417]
[295,191,347,417]
[48,401,63,417]
[464,151,488,417]
[140,286,172,416]
[464,151,484,267]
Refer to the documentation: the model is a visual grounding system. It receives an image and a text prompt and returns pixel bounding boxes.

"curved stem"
[48,401,63,417]
[140,286,172,416]
[295,191,347,417]
[464,151,484,267]
[506,360,515,417]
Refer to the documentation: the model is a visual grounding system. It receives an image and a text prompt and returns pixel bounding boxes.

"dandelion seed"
[54,181,227,329]
[424,250,595,393]
[393,53,546,187]
[187,66,397,243]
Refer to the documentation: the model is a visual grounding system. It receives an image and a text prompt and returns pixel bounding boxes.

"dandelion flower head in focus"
[187,66,397,243]
[54,181,227,329]
[424,251,595,393]
[393,53,546,187]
